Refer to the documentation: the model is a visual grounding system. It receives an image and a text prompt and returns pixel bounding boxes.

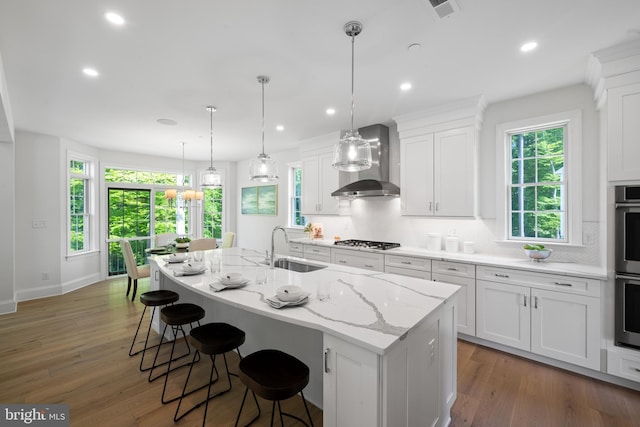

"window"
[289,164,306,227]
[203,187,223,239]
[497,110,582,245]
[68,155,95,254]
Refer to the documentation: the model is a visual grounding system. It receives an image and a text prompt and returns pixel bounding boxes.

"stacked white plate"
[209,273,249,292]
[174,262,206,276]
[164,253,190,263]
[267,285,310,309]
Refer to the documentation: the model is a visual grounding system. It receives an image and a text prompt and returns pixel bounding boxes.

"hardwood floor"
[1,278,639,426]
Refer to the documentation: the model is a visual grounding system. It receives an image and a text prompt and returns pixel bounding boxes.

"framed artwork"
[241,185,277,215]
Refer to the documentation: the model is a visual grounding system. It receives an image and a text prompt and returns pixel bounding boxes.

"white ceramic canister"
[445,236,459,253]
[463,241,475,254]
[427,233,442,251]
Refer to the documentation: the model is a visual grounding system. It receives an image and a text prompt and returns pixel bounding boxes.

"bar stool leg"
[148,322,199,384]
[234,386,261,427]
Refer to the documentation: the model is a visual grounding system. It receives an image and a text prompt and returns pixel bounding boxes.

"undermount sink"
[273,258,327,273]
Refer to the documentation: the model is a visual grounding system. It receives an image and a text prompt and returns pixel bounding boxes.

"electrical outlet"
[583,231,594,245]
[42,272,49,280]
[32,220,47,229]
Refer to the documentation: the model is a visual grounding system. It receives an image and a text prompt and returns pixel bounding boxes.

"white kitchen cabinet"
[303,244,331,263]
[432,260,476,336]
[332,248,384,272]
[400,126,476,217]
[288,242,304,257]
[301,152,339,215]
[385,254,432,280]
[476,266,601,370]
[607,82,640,181]
[323,298,456,427]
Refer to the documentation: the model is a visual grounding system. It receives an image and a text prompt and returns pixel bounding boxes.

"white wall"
[297,84,602,266]
[235,149,301,254]
[0,140,16,313]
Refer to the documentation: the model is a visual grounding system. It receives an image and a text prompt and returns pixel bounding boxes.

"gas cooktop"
[334,239,401,250]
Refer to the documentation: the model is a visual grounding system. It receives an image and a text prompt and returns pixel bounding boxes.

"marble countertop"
[291,238,607,280]
[154,247,460,355]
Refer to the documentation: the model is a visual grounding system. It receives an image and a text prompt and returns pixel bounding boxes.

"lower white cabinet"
[432,260,476,336]
[476,266,601,370]
[288,242,304,257]
[323,298,456,427]
[332,248,384,272]
[385,254,432,279]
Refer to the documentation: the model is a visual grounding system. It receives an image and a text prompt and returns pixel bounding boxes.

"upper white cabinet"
[300,132,341,215]
[607,82,640,181]
[395,96,485,217]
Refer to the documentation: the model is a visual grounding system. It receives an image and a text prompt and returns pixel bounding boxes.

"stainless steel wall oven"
[615,186,640,349]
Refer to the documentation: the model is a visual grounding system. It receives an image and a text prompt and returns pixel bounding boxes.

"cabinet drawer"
[289,242,304,253]
[476,266,600,297]
[303,245,331,258]
[432,260,475,278]
[332,248,384,272]
[608,349,640,382]
[385,254,431,271]
[385,265,431,280]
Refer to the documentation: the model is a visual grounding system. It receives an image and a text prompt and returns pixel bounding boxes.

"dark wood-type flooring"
[1,278,639,426]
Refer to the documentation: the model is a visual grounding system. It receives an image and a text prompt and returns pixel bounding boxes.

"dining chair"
[155,232,178,247]
[221,232,235,248]
[189,238,217,251]
[120,239,151,301]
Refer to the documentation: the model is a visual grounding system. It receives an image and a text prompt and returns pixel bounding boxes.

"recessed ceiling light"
[82,67,99,77]
[157,118,178,126]
[400,82,412,91]
[326,108,336,115]
[276,125,284,131]
[105,12,125,26]
[520,41,538,52]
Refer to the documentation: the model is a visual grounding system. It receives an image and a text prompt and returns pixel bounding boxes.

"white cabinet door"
[301,153,339,215]
[323,334,379,427]
[476,280,530,351]
[301,155,320,215]
[608,82,640,181]
[531,288,601,370]
[401,135,434,215]
[434,126,475,217]
[433,272,475,336]
[318,152,340,214]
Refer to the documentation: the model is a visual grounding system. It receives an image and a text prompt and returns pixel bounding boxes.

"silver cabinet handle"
[554,282,572,287]
[435,202,439,211]
[495,273,510,278]
[154,270,159,281]
[429,201,432,211]
[524,295,527,307]
[364,264,374,268]
[447,267,458,271]
[324,348,330,373]
[534,296,538,309]
[401,261,412,265]
[634,368,640,373]
[338,260,347,264]
[312,249,320,253]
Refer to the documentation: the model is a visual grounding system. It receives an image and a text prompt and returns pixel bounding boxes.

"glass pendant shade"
[333,129,372,172]
[250,153,278,183]
[201,167,222,187]
[165,189,177,200]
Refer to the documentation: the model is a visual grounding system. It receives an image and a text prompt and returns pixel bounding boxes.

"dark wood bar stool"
[128,290,180,372]
[234,349,314,427]
[174,322,246,426]
[148,303,205,404]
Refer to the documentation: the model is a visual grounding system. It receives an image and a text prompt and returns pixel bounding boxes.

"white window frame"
[67,151,97,256]
[200,168,226,240]
[288,162,306,228]
[495,110,582,246]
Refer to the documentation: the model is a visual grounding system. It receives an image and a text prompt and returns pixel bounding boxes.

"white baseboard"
[0,299,17,315]
[15,273,102,302]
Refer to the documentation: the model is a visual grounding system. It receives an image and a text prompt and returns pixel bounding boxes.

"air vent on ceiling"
[428,0,460,19]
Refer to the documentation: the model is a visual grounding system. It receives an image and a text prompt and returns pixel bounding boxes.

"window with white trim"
[68,155,95,253]
[497,110,582,245]
[289,164,306,228]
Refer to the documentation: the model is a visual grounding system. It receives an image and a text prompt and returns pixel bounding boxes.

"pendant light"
[249,75,279,182]
[332,21,372,172]
[201,106,222,187]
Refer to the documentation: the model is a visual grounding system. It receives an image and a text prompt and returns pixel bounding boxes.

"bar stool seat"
[128,290,180,371]
[234,349,314,427]
[148,303,205,404]
[174,323,246,426]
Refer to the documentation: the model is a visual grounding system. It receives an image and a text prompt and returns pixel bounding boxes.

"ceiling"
[0,0,639,162]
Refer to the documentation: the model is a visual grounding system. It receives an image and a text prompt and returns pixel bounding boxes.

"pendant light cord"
[350,32,356,132]
[209,108,214,167]
[261,79,265,155]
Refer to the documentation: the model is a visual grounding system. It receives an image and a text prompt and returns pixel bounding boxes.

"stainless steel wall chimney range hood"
[331,124,400,198]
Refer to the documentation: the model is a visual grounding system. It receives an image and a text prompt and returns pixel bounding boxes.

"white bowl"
[277,285,305,302]
[183,262,205,273]
[525,249,552,261]
[166,253,190,263]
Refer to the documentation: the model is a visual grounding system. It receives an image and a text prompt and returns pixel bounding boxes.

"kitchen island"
[152,247,460,427]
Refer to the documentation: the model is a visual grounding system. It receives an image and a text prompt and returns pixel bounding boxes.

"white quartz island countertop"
[155,247,460,355]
